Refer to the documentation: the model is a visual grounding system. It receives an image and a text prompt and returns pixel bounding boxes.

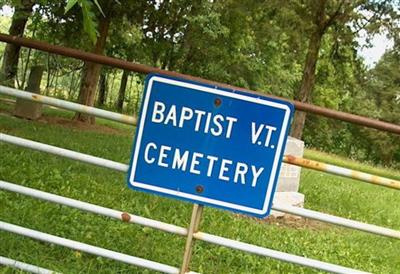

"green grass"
[1,103,400,273]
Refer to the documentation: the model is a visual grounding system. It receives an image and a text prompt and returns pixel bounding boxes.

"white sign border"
[129,75,291,216]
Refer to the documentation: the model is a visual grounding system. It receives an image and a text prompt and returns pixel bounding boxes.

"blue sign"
[127,74,293,218]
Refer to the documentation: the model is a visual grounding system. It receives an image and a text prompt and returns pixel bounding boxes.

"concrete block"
[13,66,44,120]
[14,98,42,120]
[270,137,305,218]
[276,137,304,192]
[270,191,305,217]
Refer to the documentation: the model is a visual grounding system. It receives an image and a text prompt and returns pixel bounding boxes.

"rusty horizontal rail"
[0,33,399,135]
[283,155,400,190]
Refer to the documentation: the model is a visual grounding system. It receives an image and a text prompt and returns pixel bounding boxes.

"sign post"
[180,204,203,274]
[127,74,293,218]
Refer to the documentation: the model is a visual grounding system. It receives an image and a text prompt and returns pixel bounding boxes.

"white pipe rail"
[1,133,399,240]
[0,82,395,273]
[0,180,369,274]
[2,85,398,190]
[0,85,136,125]
[0,256,59,274]
[0,133,128,172]
[193,232,369,274]
[273,204,400,239]
[283,155,400,190]
[0,180,186,236]
[0,221,197,274]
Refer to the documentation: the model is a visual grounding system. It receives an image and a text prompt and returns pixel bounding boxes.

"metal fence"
[1,33,399,274]
[1,85,400,273]
[1,33,400,135]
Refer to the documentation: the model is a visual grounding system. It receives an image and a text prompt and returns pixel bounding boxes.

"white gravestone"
[271,137,305,217]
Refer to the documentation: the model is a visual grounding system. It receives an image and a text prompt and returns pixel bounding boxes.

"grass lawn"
[1,100,400,273]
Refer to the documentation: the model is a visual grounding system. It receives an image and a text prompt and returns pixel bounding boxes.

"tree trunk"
[45,53,51,95]
[19,46,32,89]
[127,73,134,109]
[290,2,327,139]
[73,17,110,124]
[68,70,75,99]
[54,70,60,96]
[110,71,116,96]
[70,69,82,100]
[20,20,37,89]
[0,0,35,87]
[46,70,56,96]
[135,80,141,116]
[116,69,130,112]
[97,69,108,106]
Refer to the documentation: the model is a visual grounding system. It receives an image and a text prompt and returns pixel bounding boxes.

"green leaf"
[93,0,105,17]
[79,0,98,44]
[65,0,78,14]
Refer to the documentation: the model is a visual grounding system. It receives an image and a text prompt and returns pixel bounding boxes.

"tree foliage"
[65,0,103,44]
[0,0,399,165]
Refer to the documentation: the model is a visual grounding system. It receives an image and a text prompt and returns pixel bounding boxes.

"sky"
[0,5,394,68]
[356,31,394,68]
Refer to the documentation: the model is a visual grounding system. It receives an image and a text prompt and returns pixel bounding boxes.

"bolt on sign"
[127,75,293,218]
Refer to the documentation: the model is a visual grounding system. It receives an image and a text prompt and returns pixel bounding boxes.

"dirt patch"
[0,107,11,116]
[0,98,14,115]
[233,211,331,230]
[263,214,330,230]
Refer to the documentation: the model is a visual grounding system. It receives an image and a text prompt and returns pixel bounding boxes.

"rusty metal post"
[180,204,204,274]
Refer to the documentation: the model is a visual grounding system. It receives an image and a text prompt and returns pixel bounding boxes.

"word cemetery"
[128,75,293,217]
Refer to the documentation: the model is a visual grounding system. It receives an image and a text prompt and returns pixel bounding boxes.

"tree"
[174,0,266,88]
[115,68,129,112]
[73,13,110,123]
[290,0,400,139]
[106,17,142,111]
[0,0,35,87]
[96,67,107,106]
[358,49,400,164]
[67,0,142,123]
